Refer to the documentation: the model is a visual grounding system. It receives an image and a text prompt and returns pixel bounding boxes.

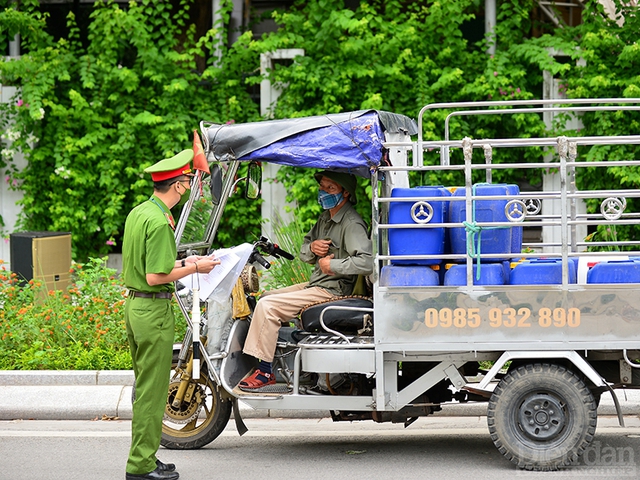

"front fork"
[172,327,211,408]
[172,350,195,409]
[175,321,251,436]
[176,326,193,371]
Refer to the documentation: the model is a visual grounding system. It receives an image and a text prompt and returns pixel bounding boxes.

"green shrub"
[0,256,186,370]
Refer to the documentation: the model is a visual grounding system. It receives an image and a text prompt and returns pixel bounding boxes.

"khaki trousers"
[243,282,334,362]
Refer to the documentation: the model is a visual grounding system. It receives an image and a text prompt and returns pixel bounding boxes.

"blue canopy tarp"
[203,110,417,176]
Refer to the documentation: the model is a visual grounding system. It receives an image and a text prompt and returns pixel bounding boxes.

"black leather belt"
[129,291,173,300]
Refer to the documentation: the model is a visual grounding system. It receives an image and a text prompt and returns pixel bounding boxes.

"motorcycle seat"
[297,296,373,334]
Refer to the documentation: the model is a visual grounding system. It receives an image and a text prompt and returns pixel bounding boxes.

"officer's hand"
[310,239,331,257]
[318,254,335,275]
[188,255,221,274]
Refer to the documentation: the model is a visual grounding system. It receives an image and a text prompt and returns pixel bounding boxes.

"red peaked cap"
[144,149,194,182]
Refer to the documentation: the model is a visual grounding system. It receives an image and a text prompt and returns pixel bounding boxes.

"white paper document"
[179,243,253,301]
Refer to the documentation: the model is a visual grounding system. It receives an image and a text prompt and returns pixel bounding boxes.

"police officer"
[123,149,220,480]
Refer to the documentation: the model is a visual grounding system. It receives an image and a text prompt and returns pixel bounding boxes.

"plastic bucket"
[510,258,577,285]
[444,262,506,286]
[380,265,440,287]
[577,255,629,284]
[587,260,640,284]
[389,186,449,265]
[448,183,519,262]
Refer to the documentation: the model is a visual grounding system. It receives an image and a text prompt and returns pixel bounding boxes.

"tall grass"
[261,213,313,291]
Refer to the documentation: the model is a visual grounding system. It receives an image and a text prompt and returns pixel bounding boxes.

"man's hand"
[318,254,335,275]
[310,239,332,257]
[188,255,221,274]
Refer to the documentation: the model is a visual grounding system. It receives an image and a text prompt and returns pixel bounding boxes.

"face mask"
[176,181,191,207]
[177,189,190,207]
[318,190,343,210]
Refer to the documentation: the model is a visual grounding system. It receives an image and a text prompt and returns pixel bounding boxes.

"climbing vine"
[0,0,262,260]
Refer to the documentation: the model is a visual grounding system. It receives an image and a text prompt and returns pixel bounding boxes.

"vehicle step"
[298,335,374,348]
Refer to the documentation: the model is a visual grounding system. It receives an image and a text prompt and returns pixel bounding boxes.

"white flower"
[54,166,71,179]
[35,108,45,120]
[96,226,101,232]
[1,149,15,160]
[1,129,20,142]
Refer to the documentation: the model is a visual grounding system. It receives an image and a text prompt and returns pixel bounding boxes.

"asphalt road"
[1,416,640,480]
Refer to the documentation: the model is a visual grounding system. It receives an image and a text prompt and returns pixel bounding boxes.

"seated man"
[240,170,373,390]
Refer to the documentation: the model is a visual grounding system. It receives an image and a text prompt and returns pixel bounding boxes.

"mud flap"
[233,399,248,436]
[604,383,625,427]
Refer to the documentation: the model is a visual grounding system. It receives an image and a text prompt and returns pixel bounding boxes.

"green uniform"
[122,195,176,475]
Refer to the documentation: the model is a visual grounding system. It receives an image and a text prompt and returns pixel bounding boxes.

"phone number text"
[423,307,580,329]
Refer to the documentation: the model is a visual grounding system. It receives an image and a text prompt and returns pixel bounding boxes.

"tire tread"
[487,363,597,471]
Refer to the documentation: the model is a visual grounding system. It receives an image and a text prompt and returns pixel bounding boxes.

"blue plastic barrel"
[587,260,640,284]
[380,265,440,287]
[444,262,506,286]
[389,186,450,265]
[510,258,577,285]
[448,183,520,262]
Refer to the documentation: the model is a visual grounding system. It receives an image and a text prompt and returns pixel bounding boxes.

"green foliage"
[556,0,640,238]
[2,0,640,371]
[0,256,185,369]
[3,0,640,260]
[584,225,626,252]
[212,164,262,249]
[263,0,550,207]
[0,0,261,261]
[261,212,313,291]
[259,0,480,118]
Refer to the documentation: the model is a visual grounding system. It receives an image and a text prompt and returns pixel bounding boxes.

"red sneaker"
[239,370,276,390]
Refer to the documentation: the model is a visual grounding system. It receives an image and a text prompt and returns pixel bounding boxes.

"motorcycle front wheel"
[160,355,232,450]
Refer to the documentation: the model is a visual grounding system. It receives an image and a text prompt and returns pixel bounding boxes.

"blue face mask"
[318,190,344,210]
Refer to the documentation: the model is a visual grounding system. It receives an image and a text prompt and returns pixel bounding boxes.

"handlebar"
[272,244,295,260]
[256,236,295,260]
[248,236,295,269]
[252,251,271,269]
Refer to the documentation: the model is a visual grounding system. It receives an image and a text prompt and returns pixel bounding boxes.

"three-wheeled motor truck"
[162,99,640,470]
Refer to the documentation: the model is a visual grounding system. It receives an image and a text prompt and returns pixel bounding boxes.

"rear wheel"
[487,363,597,471]
[160,355,232,450]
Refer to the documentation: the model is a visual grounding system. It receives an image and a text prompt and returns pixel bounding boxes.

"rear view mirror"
[210,164,222,205]
[245,162,262,200]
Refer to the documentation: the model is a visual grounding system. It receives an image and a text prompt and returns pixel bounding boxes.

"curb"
[2,371,640,421]
[0,370,135,386]
[0,370,134,420]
